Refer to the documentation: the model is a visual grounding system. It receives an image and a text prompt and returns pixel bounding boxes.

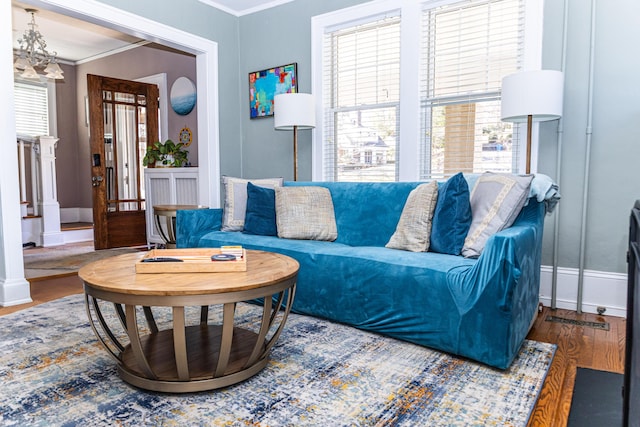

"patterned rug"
[23,243,139,279]
[0,295,555,426]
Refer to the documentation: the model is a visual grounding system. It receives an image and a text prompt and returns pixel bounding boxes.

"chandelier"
[13,8,64,80]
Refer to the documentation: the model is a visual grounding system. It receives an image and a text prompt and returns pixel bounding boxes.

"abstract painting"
[249,63,297,118]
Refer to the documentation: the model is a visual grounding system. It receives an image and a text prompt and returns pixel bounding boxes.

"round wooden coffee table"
[78,250,298,393]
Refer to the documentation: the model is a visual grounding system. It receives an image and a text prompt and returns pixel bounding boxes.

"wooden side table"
[153,204,207,248]
[79,250,299,393]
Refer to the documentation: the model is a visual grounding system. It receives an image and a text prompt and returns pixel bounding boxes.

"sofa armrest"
[176,208,223,248]
[448,200,545,368]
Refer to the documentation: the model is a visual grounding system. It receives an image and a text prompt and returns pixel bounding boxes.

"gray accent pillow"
[275,187,338,241]
[461,173,534,258]
[385,181,439,252]
[221,176,283,232]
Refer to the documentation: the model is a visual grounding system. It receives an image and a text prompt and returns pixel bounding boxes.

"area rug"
[23,243,139,279]
[0,295,555,426]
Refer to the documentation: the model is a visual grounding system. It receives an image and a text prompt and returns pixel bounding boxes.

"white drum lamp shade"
[274,93,316,129]
[274,93,316,180]
[501,70,564,173]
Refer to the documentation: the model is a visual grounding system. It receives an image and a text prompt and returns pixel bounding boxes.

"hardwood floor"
[527,306,625,427]
[0,276,626,426]
[0,274,83,316]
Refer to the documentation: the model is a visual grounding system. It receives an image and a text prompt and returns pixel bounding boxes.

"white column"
[36,136,64,247]
[0,0,31,307]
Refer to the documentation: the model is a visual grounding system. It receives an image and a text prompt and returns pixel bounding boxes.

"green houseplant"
[143,139,189,167]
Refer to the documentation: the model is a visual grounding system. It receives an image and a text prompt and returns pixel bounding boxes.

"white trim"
[198,0,294,17]
[75,40,151,65]
[1,0,31,306]
[59,207,93,223]
[136,73,169,142]
[0,279,33,307]
[398,1,421,181]
[62,228,93,244]
[540,265,628,318]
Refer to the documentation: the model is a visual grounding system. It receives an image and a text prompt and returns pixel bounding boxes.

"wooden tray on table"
[135,248,247,273]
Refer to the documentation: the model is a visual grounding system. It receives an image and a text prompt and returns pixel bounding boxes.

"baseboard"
[62,228,94,244]
[540,265,627,318]
[60,207,93,223]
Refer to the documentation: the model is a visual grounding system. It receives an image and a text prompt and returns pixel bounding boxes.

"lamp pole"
[526,114,533,174]
[293,125,299,181]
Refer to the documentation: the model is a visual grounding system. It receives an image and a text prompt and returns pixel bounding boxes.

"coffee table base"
[84,280,296,393]
[117,324,267,393]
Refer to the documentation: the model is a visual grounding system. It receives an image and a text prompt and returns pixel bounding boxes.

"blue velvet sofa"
[176,178,546,369]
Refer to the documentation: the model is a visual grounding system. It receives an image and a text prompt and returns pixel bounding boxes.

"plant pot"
[156,154,175,167]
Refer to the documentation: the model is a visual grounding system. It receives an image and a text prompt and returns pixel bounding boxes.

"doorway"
[87,74,159,249]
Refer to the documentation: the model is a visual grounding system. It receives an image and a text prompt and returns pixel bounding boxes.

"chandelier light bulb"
[21,64,40,80]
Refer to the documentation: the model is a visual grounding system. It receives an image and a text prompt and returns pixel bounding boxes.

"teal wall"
[98,0,640,275]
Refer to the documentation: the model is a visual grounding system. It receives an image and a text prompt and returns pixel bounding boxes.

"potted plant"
[143,139,189,167]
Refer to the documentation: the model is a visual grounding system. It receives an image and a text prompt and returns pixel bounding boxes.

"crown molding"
[198,0,294,17]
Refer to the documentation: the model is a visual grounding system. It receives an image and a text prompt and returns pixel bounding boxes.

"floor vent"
[545,315,610,331]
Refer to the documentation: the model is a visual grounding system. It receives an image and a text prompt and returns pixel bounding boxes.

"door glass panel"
[114,92,135,103]
[103,102,115,212]
[138,105,148,200]
[103,90,112,101]
[115,103,139,211]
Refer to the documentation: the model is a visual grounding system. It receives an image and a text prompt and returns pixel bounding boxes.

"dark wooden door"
[88,74,159,249]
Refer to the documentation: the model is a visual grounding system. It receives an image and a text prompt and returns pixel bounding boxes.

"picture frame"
[249,63,297,119]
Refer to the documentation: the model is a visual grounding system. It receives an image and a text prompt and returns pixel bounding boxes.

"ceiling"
[11,0,294,64]
[12,1,143,63]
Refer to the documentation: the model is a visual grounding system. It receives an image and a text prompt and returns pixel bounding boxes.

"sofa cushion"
[275,186,338,241]
[243,182,277,236]
[285,181,422,247]
[430,172,472,255]
[462,172,534,258]
[221,176,283,231]
[386,181,438,252]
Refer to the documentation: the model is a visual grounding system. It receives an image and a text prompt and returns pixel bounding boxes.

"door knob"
[92,175,103,187]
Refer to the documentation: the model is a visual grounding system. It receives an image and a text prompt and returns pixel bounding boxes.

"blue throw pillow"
[243,182,277,236]
[430,173,472,255]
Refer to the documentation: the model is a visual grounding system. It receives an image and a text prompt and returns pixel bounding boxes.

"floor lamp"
[501,70,564,174]
[274,93,316,181]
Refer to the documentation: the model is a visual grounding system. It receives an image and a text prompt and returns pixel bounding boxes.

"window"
[14,80,50,137]
[420,0,523,179]
[313,0,541,182]
[321,15,401,181]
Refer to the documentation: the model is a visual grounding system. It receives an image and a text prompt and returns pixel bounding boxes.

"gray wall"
[52,63,79,208]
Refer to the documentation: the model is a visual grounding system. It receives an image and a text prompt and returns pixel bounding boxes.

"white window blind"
[322,15,401,182]
[14,81,50,137]
[420,0,524,179]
